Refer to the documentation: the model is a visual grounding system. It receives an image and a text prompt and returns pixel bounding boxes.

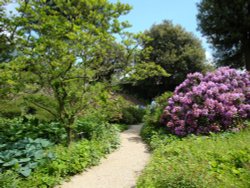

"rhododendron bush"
[161,67,250,136]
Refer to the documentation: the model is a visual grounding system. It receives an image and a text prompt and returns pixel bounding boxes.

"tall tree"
[197,0,250,70]
[1,0,131,145]
[123,20,206,100]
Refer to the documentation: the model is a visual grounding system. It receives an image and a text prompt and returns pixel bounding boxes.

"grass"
[137,125,250,188]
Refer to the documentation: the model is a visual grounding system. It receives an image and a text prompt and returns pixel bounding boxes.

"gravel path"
[58,124,150,188]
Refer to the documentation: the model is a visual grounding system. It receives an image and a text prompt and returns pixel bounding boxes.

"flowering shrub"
[161,67,250,136]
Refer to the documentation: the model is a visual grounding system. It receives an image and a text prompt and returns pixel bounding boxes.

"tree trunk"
[63,116,75,146]
[66,126,73,146]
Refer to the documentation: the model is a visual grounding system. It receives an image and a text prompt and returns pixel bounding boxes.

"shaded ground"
[58,124,150,188]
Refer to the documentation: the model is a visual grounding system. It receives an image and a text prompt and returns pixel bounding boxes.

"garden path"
[58,124,150,188]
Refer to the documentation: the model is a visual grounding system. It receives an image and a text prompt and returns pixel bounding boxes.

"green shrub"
[137,125,250,188]
[0,121,120,188]
[75,115,104,140]
[17,123,120,188]
[80,83,132,124]
[0,118,66,144]
[80,83,145,125]
[120,106,146,125]
[141,92,172,144]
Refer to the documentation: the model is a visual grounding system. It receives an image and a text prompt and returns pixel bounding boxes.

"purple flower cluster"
[161,67,250,136]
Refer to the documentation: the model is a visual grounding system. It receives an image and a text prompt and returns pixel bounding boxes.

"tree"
[197,0,250,71]
[0,0,16,63]
[1,0,131,145]
[123,20,206,100]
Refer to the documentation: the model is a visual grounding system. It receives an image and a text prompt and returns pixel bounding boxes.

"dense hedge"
[161,67,250,136]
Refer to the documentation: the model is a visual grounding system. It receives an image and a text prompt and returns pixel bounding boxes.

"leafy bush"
[0,118,66,144]
[80,83,133,123]
[161,67,250,136]
[0,121,120,188]
[141,92,173,145]
[120,106,145,125]
[137,124,250,188]
[16,123,120,188]
[0,138,54,177]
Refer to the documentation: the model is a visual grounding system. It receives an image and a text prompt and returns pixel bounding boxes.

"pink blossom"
[161,67,250,136]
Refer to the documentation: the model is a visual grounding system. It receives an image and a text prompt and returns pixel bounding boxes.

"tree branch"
[28,100,58,118]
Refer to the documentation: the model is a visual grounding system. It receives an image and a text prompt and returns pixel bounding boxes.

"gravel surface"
[57,124,150,188]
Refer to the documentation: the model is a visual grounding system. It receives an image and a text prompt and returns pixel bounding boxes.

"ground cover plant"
[137,122,250,188]
[0,120,120,188]
[0,138,54,177]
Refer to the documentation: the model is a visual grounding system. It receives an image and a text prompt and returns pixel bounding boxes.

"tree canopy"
[197,0,250,70]
[0,0,132,145]
[122,20,206,100]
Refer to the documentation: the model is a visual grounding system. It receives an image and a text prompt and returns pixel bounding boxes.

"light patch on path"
[57,124,150,188]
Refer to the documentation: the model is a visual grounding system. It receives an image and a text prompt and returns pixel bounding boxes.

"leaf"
[40,140,51,148]
[27,162,38,169]
[19,167,32,177]
[34,150,44,160]
[0,144,6,149]
[47,152,55,159]
[3,159,18,167]
[18,158,31,163]
[232,168,240,175]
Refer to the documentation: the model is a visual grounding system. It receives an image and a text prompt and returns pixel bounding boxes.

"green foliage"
[137,125,250,188]
[116,32,170,88]
[88,92,131,123]
[0,121,120,187]
[0,118,66,144]
[16,123,120,188]
[197,0,250,70]
[80,83,145,125]
[113,123,129,132]
[0,170,20,188]
[120,106,146,125]
[141,92,173,145]
[123,20,207,100]
[122,62,170,84]
[0,0,15,63]
[0,0,132,145]
[0,138,54,177]
[0,100,22,118]
[0,96,56,121]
